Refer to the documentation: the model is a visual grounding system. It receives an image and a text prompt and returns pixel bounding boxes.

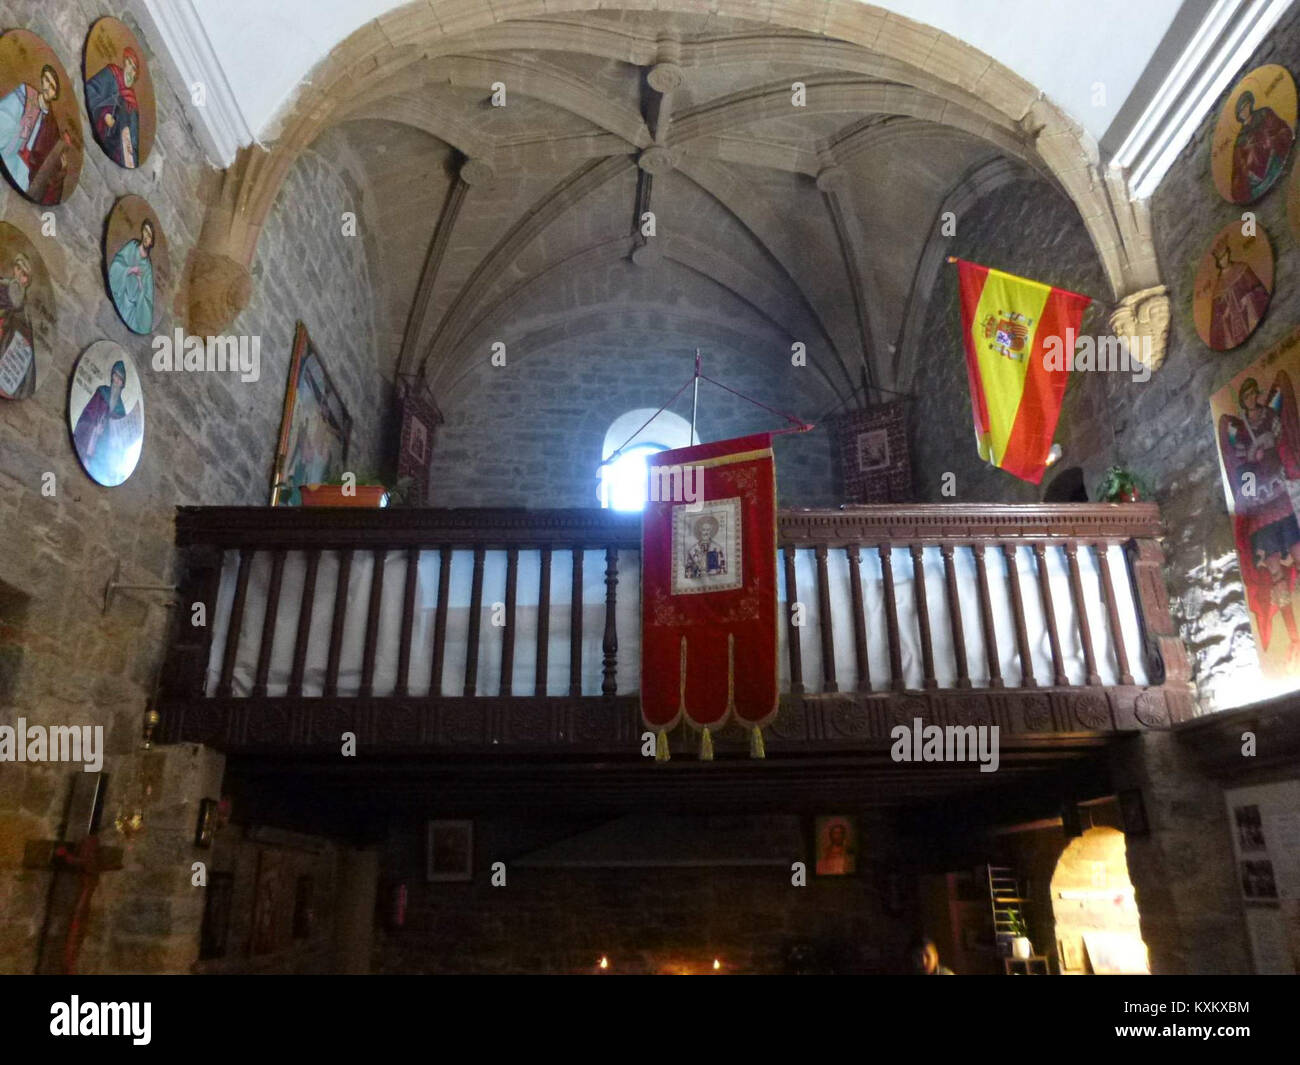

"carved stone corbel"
[1109,284,1170,373]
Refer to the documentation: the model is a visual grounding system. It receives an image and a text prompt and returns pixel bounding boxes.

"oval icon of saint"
[0,221,55,401]
[68,340,144,487]
[0,29,83,205]
[83,17,156,170]
[104,195,168,335]
[1212,64,1297,204]
[1193,221,1274,352]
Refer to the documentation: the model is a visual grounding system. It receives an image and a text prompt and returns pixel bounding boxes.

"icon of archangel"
[1218,370,1300,667]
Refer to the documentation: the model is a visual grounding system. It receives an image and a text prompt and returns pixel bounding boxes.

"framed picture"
[395,378,442,505]
[670,496,743,595]
[293,874,315,939]
[1242,859,1279,900]
[812,815,858,877]
[194,797,218,848]
[1235,804,1266,852]
[199,872,234,960]
[427,820,473,882]
[1118,788,1149,837]
[1058,935,1084,972]
[249,849,285,954]
[270,322,353,505]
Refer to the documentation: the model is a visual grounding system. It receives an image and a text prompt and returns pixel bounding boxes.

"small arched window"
[599,409,696,512]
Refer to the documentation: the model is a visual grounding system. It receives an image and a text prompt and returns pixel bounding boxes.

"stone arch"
[1050,826,1150,975]
[180,0,1160,345]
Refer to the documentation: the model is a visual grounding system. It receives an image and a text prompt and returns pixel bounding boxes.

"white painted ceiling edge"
[134,0,1294,205]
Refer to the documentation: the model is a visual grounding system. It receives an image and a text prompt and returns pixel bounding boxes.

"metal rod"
[691,348,700,443]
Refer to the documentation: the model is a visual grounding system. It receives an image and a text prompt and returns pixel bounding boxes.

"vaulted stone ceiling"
[311,10,1032,410]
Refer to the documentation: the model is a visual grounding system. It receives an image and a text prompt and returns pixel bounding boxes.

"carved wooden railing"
[157,504,1194,756]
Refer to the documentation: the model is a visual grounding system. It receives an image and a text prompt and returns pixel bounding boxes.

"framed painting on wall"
[395,377,442,506]
[271,322,353,505]
[427,820,473,882]
[812,815,858,877]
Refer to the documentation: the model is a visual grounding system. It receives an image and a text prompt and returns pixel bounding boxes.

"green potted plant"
[1094,465,1150,503]
[1008,910,1033,960]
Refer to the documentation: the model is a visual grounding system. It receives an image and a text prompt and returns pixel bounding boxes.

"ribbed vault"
[183,2,1163,419]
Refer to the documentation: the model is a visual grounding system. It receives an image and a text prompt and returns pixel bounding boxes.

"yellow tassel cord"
[656,728,671,763]
[678,636,688,715]
[726,634,736,714]
[700,728,714,761]
[750,726,766,759]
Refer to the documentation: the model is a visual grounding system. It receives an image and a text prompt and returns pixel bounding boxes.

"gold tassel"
[750,726,766,759]
[700,728,714,761]
[656,728,670,763]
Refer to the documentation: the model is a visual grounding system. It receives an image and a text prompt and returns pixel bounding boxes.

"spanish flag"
[955,259,1091,484]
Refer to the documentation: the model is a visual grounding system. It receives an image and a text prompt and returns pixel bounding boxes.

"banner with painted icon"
[68,340,144,487]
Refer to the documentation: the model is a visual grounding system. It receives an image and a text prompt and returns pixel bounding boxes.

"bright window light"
[600,444,665,511]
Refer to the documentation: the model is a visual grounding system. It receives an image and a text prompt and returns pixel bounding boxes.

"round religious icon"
[1193,221,1274,351]
[0,221,54,401]
[68,340,144,487]
[0,29,83,205]
[104,195,168,335]
[1212,64,1297,204]
[83,17,155,170]
[1287,159,1300,244]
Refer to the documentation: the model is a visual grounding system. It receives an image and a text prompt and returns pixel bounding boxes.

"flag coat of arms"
[956,260,1091,484]
[641,433,778,757]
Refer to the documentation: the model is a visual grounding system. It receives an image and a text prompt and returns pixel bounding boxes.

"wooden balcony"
[157,503,1194,775]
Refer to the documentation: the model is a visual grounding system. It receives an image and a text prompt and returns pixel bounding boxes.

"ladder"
[987,864,1028,957]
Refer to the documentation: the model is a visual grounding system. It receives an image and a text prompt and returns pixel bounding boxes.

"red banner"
[640,433,778,756]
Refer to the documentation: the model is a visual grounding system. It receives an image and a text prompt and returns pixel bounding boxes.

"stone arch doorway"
[1050,826,1150,974]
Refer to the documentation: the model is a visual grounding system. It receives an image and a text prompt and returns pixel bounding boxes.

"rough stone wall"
[906,4,1300,711]
[376,812,905,974]
[907,177,1111,505]
[1113,4,1300,710]
[0,0,386,974]
[429,259,839,508]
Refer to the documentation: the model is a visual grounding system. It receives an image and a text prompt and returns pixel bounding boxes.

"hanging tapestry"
[829,401,911,502]
[641,433,778,758]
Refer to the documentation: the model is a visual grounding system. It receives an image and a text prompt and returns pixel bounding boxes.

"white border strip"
[1112,0,1296,199]
[136,0,257,168]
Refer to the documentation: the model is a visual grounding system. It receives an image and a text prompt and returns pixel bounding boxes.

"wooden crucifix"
[24,772,124,974]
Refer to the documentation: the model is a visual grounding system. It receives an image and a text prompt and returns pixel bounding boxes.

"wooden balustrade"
[158,503,1194,755]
